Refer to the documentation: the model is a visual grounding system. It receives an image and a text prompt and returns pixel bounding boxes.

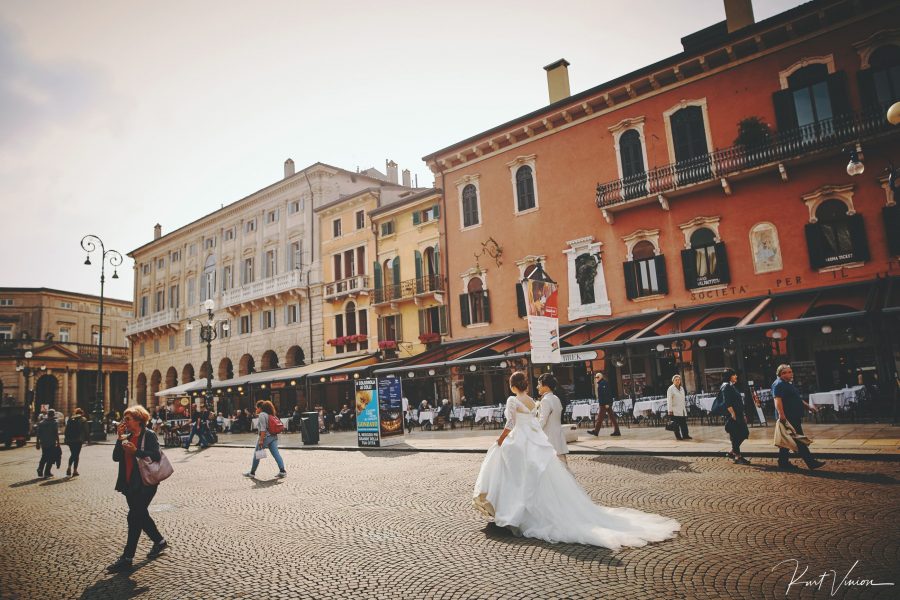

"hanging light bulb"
[84,256,92,265]
[846,147,864,176]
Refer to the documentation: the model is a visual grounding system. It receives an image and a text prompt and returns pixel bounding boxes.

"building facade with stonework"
[405,0,900,412]
[0,288,131,417]
[126,160,417,413]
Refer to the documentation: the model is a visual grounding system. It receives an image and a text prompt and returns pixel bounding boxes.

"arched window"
[669,106,710,184]
[870,45,900,108]
[690,228,717,278]
[806,198,870,268]
[201,254,216,302]
[619,129,647,199]
[462,184,479,228]
[625,241,665,298]
[468,277,485,324]
[816,200,854,257]
[788,64,833,128]
[515,166,535,212]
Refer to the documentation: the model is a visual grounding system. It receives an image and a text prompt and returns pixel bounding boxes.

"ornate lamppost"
[81,234,122,440]
[185,299,228,411]
[16,350,46,421]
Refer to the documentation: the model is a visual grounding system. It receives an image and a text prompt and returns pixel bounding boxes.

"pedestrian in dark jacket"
[107,406,168,572]
[35,410,60,478]
[588,372,620,437]
[773,364,825,471]
[64,408,90,477]
[722,370,750,465]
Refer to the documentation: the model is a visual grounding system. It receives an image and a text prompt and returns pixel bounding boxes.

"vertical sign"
[523,278,561,364]
[377,375,405,446]
[355,377,380,447]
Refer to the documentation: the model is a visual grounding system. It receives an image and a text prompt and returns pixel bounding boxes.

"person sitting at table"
[666,375,690,441]
[316,407,328,434]
[436,399,452,430]
[339,404,352,431]
[324,408,336,432]
[419,399,431,411]
[216,412,225,432]
[291,405,302,433]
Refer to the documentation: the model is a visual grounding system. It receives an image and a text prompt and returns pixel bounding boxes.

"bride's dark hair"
[509,371,528,394]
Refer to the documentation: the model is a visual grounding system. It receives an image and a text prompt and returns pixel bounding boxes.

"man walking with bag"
[36,410,61,478]
[587,372,620,437]
[773,364,825,471]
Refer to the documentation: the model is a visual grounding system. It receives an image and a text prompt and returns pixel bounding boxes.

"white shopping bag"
[254,448,267,460]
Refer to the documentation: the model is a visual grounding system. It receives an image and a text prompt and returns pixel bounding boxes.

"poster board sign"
[523,278,561,364]
[755,406,767,426]
[377,375,405,446]
[355,377,380,447]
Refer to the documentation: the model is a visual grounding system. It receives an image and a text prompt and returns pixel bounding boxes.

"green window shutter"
[438,306,447,334]
[373,262,383,302]
[772,89,798,132]
[392,256,401,286]
[432,204,440,219]
[433,243,441,277]
[804,223,828,270]
[846,214,870,262]
[459,294,471,326]
[623,262,638,300]
[680,249,698,290]
[516,283,527,317]
[482,291,492,323]
[418,309,426,335]
[714,242,731,284]
[654,256,669,295]
[412,211,421,226]
[414,250,423,293]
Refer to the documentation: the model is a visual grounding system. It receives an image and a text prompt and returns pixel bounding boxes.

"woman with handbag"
[108,406,169,572]
[666,375,691,441]
[722,369,751,465]
[243,400,287,479]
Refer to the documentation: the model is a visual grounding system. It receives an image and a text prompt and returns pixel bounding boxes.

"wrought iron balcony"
[222,270,304,308]
[374,275,445,304]
[324,275,370,301]
[125,308,182,336]
[596,107,896,210]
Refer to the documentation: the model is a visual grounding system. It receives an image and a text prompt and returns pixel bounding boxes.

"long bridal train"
[474,397,680,550]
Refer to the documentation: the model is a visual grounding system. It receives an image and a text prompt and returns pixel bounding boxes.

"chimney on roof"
[284,158,295,179]
[154,224,162,240]
[386,160,399,184]
[724,0,754,33]
[402,169,411,187]
[543,59,571,104]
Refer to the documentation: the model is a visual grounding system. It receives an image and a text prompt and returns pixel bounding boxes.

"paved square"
[0,445,898,599]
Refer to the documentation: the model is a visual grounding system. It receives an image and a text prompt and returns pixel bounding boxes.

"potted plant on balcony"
[378,339,398,359]
[418,332,441,347]
[327,337,347,347]
[734,116,773,169]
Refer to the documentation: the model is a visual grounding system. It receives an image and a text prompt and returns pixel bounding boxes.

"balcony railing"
[222,270,304,308]
[374,275,444,304]
[324,275,370,300]
[125,307,181,336]
[74,343,129,362]
[596,107,895,209]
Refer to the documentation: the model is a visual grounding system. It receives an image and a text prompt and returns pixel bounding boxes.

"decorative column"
[62,368,70,415]
[72,371,79,412]
[104,371,111,413]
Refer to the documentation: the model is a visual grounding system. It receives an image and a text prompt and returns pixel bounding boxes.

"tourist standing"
[107,406,168,572]
[35,409,60,478]
[588,372,620,437]
[64,408,90,477]
[244,400,286,479]
[773,364,825,471]
[666,375,690,441]
[722,370,750,465]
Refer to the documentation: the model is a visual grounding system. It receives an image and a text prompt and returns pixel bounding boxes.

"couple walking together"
[473,371,679,550]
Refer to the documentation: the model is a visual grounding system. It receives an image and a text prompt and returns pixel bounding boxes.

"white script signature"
[773,559,894,596]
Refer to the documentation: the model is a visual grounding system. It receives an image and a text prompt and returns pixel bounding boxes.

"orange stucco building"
[410,0,900,410]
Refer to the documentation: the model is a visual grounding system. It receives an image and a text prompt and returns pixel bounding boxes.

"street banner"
[523,279,561,364]
[377,375,405,446]
[355,377,380,447]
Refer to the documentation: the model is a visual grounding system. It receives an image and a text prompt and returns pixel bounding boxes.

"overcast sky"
[0,0,804,301]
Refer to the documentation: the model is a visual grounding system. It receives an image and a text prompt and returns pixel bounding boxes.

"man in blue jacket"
[588,372,620,437]
[773,364,825,471]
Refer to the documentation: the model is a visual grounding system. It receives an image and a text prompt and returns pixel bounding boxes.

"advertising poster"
[524,278,561,364]
[377,375,405,445]
[355,377,380,447]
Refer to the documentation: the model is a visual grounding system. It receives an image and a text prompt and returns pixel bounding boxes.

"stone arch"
[261,350,279,371]
[182,364,195,383]
[199,361,212,380]
[149,370,162,402]
[218,357,234,380]
[165,367,178,389]
[285,346,305,367]
[136,373,147,406]
[35,374,58,409]
[239,354,255,376]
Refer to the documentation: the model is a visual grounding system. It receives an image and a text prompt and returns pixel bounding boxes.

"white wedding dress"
[473,396,680,550]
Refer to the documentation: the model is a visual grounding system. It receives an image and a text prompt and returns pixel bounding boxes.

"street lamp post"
[186,299,228,411]
[81,234,123,441]
[16,350,46,421]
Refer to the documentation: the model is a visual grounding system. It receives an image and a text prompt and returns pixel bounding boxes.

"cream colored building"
[368,189,446,358]
[0,287,132,416]
[126,159,415,410]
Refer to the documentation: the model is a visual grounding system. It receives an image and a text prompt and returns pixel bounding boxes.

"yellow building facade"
[369,189,446,358]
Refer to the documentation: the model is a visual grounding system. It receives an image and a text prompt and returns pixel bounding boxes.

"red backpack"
[268,415,285,435]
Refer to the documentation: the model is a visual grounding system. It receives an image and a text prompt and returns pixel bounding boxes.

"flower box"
[418,332,441,344]
[378,340,398,350]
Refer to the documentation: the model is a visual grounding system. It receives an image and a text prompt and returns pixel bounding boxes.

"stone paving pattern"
[0,445,898,599]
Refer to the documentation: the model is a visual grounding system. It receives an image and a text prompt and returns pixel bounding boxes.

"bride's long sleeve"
[504,396,517,429]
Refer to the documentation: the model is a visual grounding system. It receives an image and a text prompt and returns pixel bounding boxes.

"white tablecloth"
[571,404,595,420]
[418,410,435,424]
[632,399,668,419]
[696,395,717,412]
[808,386,864,410]
[475,407,501,423]
[451,408,468,420]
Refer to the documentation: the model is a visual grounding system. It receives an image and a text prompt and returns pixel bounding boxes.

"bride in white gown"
[473,371,680,550]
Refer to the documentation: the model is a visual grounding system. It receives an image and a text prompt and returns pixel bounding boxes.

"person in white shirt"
[666,374,691,441]
[537,373,569,466]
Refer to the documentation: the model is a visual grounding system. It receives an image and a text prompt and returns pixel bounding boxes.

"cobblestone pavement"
[0,445,898,600]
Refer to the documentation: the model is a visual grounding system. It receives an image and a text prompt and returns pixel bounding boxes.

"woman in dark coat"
[107,405,168,572]
[722,369,750,465]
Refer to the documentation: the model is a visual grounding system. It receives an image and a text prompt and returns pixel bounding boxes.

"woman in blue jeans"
[244,400,286,479]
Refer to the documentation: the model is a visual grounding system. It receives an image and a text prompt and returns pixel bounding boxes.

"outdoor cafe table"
[695,395,717,412]
[474,407,500,424]
[808,386,864,411]
[418,410,435,424]
[632,399,668,419]
[570,404,595,420]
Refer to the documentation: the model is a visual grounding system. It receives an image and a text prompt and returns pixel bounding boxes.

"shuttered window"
[805,200,870,269]
[681,228,731,289]
[624,241,668,299]
[515,166,536,212]
[462,184,480,227]
[460,278,490,325]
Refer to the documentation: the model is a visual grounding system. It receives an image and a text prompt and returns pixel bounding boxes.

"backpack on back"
[268,415,285,435]
[709,384,728,417]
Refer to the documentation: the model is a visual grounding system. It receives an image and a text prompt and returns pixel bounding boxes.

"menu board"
[377,375,405,445]
[528,316,561,364]
[354,378,380,447]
